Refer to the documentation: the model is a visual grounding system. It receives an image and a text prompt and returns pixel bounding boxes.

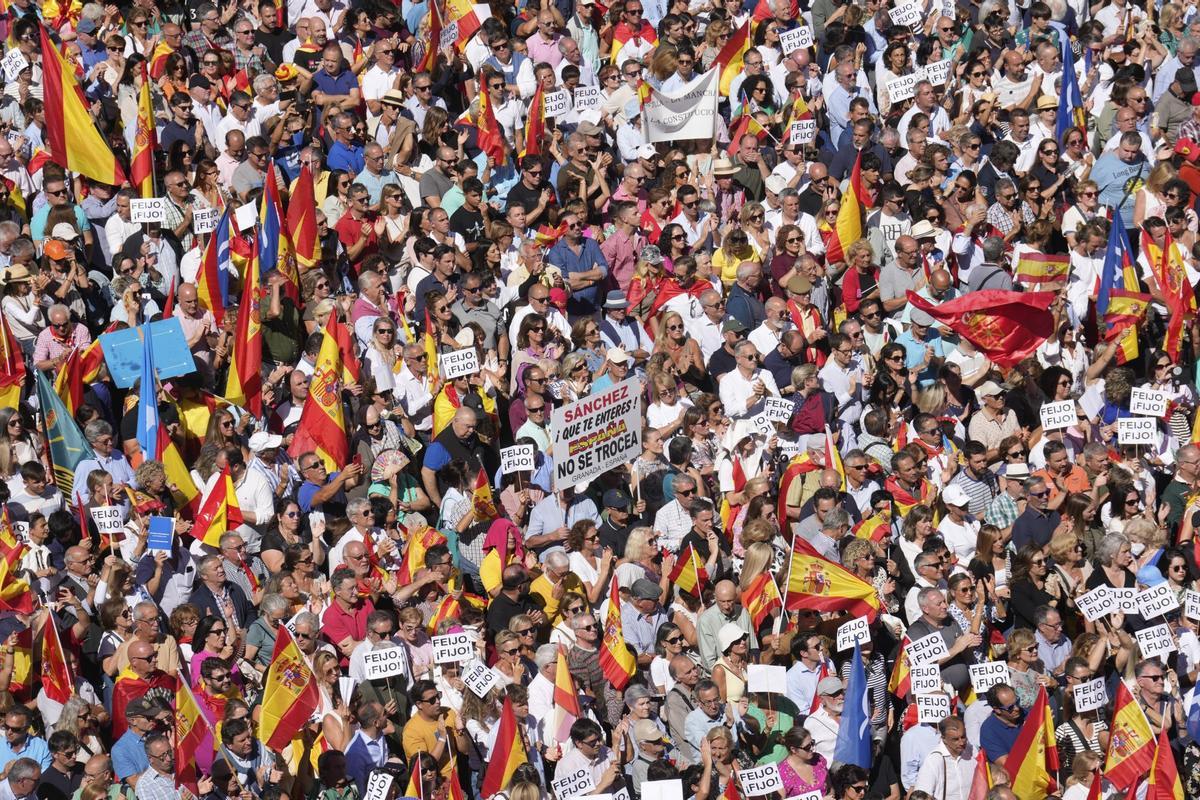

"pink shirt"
[32,322,90,365]
[525,31,563,67]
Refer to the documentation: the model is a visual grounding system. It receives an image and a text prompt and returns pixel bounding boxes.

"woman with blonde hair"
[312,650,351,750]
[655,309,706,393]
[1134,161,1177,226]
[740,202,771,257]
[628,248,669,314]
[738,541,776,593]
[616,527,673,603]
[699,19,731,68]
[646,372,694,440]
[494,630,535,685]
[363,316,400,394]
[1005,627,1056,710]
[713,228,761,288]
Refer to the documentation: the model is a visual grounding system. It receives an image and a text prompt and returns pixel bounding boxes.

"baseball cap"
[630,578,660,600]
[634,143,657,160]
[942,484,970,508]
[126,697,168,719]
[607,347,631,365]
[976,380,1004,397]
[248,431,283,453]
[51,223,79,241]
[817,676,845,695]
[634,720,668,743]
[188,75,213,91]
[602,488,632,509]
[722,319,747,334]
[910,309,936,327]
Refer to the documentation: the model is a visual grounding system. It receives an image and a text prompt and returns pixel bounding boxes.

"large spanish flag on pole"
[224,238,263,416]
[1148,726,1183,800]
[1105,680,1154,791]
[599,571,637,690]
[825,152,865,264]
[0,308,25,411]
[552,646,582,742]
[131,63,156,198]
[174,672,213,791]
[786,537,880,620]
[1008,685,1059,800]
[287,164,320,270]
[712,20,750,97]
[480,697,526,798]
[40,25,125,185]
[191,465,243,547]
[259,626,321,751]
[288,314,349,472]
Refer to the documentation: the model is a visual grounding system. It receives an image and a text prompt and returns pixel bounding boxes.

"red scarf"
[235,559,259,593]
[787,300,826,366]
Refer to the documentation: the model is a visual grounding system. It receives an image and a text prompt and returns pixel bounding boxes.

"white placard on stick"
[193,207,220,235]
[910,663,942,695]
[500,444,536,474]
[889,2,922,25]
[886,74,918,102]
[641,781,684,800]
[573,85,603,112]
[907,631,949,667]
[1186,590,1200,621]
[747,664,787,694]
[1112,587,1139,614]
[789,119,818,145]
[1130,386,1170,417]
[1,50,27,82]
[923,59,952,86]
[968,661,1010,694]
[1118,417,1158,445]
[778,25,814,53]
[738,764,783,797]
[432,632,474,664]
[837,617,870,652]
[90,506,124,537]
[463,661,501,698]
[1072,677,1107,713]
[915,693,951,724]
[763,397,793,423]
[1137,583,1181,619]
[544,89,571,118]
[363,770,394,800]
[130,198,168,224]
[439,348,480,379]
[1040,400,1077,431]
[1135,624,1176,660]
[362,646,407,680]
[439,20,459,51]
[234,202,258,232]
[1076,586,1116,622]
[551,768,595,800]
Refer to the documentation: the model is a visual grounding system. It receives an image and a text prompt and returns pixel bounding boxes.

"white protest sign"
[1072,677,1107,713]
[1118,417,1158,445]
[500,444,536,474]
[641,781,683,800]
[777,439,805,459]
[463,661,502,698]
[1130,386,1170,417]
[544,89,571,118]
[1186,590,1200,621]
[552,377,643,489]
[923,59,953,86]
[1112,587,1139,614]
[763,397,793,423]
[916,693,951,724]
[777,25,813,53]
[551,768,595,800]
[968,661,1010,694]
[438,348,480,380]
[439,20,459,51]
[130,198,168,224]
[747,664,787,694]
[786,793,823,800]
[748,413,776,436]
[907,631,949,666]
[889,3,922,26]
[886,74,918,102]
[10,520,27,544]
[941,0,956,18]
[363,770,394,800]
[910,663,942,695]
[432,632,474,664]
[1135,624,1176,660]
[643,68,719,143]
[234,202,258,233]
[1137,583,1180,619]
[1076,586,1116,622]
[837,618,870,652]
[1040,400,1077,431]
[1,51,27,82]
[362,646,407,680]
[573,85,603,112]
[738,764,783,797]
[193,207,220,235]
[789,119,818,145]
[90,506,124,538]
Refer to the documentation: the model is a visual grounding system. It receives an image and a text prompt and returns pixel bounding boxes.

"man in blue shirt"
[979,683,1025,767]
[111,699,169,784]
[310,42,361,127]
[547,211,609,318]
[0,707,50,772]
[894,309,945,387]
[326,112,365,175]
[1092,132,1148,221]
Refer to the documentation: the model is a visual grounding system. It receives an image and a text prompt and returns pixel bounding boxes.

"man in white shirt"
[747,298,792,359]
[719,341,780,419]
[803,676,845,764]
[689,290,729,363]
[652,474,698,553]
[914,718,975,800]
[526,645,558,733]
[394,344,435,436]
[818,332,867,442]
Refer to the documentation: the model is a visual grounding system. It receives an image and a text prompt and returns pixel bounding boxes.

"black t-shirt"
[254,27,291,65]
[505,178,554,218]
[708,347,737,383]
[38,763,82,800]
[450,205,487,244]
[485,591,538,636]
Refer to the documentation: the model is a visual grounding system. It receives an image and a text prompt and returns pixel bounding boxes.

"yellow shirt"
[529,572,585,624]
[402,710,458,778]
[713,245,763,287]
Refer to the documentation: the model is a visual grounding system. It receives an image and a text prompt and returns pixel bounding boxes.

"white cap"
[941,484,970,508]
[248,431,283,453]
[50,223,79,241]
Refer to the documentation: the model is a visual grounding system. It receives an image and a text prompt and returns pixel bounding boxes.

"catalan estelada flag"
[1105,680,1154,791]
[288,314,350,472]
[259,626,321,751]
[40,25,125,185]
[522,86,546,158]
[740,571,782,630]
[669,545,707,597]
[224,237,263,416]
[131,63,156,198]
[786,537,880,620]
[825,152,865,264]
[1008,685,1059,800]
[39,612,72,704]
[192,465,244,547]
[287,164,320,270]
[174,670,212,791]
[599,572,637,690]
[481,697,526,798]
[712,20,750,97]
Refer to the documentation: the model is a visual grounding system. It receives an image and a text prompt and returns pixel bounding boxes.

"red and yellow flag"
[131,63,156,198]
[444,0,481,48]
[404,755,424,800]
[0,544,31,613]
[39,612,73,704]
[288,314,350,472]
[1014,252,1070,285]
[824,425,845,490]
[147,40,174,80]
[713,20,750,97]
[786,537,880,620]
[599,572,637,690]
[328,311,360,384]
[967,745,993,800]
[192,465,244,548]
[825,152,865,264]
[907,289,1058,370]
[522,86,546,158]
[471,468,498,521]
[287,164,320,270]
[740,571,783,630]
[669,545,707,597]
[40,25,125,185]
[396,524,447,586]
[0,307,25,411]
[174,671,212,790]
[610,21,657,63]
[480,697,526,798]
[224,238,262,416]
[259,626,321,750]
[1106,680,1154,791]
[156,425,200,518]
[777,452,818,524]
[415,0,441,72]
[553,646,582,742]
[1142,228,1197,363]
[1008,685,1059,800]
[424,310,440,381]
[1103,289,1152,366]
[1148,726,1183,800]
[475,79,506,164]
[853,513,890,542]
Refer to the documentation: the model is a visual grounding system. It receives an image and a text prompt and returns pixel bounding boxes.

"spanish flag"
[192,465,244,548]
[740,571,783,630]
[396,525,447,586]
[174,670,213,791]
[415,0,441,72]
[0,306,24,411]
[1148,726,1183,800]
[259,626,321,750]
[887,638,911,698]
[1008,685,1059,800]
[726,97,769,156]
[1013,252,1070,285]
[472,468,498,522]
[480,697,526,798]
[1103,289,1151,365]
[424,310,440,381]
[224,237,263,416]
[288,314,350,472]
[1105,680,1154,791]
[523,86,546,159]
[0,544,32,613]
[712,20,750,97]
[287,164,320,270]
[40,24,125,185]
[669,545,707,596]
[786,537,880,620]
[1142,227,1196,363]
[968,746,992,800]
[553,646,582,742]
[599,572,637,690]
[825,151,866,263]
[777,452,818,525]
[131,63,156,198]
[156,424,200,518]
[718,457,746,533]
[147,40,174,80]
[444,0,481,48]
[404,755,424,800]
[475,80,506,165]
[39,612,73,704]
[853,513,890,542]
[610,21,657,64]
[328,312,360,384]
[824,425,845,490]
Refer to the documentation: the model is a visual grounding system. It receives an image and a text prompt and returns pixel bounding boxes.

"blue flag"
[33,370,95,497]
[1097,207,1135,318]
[135,326,159,458]
[833,641,872,769]
[1056,40,1085,144]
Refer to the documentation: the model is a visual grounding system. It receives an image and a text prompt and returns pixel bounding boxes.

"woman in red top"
[841,240,881,315]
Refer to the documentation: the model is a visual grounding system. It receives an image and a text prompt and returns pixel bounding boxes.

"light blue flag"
[833,641,872,769]
[135,325,159,458]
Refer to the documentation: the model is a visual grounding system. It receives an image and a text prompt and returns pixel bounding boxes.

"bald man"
[695,580,758,670]
[798,161,829,218]
[421,407,483,507]
[172,282,218,372]
[748,296,792,357]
